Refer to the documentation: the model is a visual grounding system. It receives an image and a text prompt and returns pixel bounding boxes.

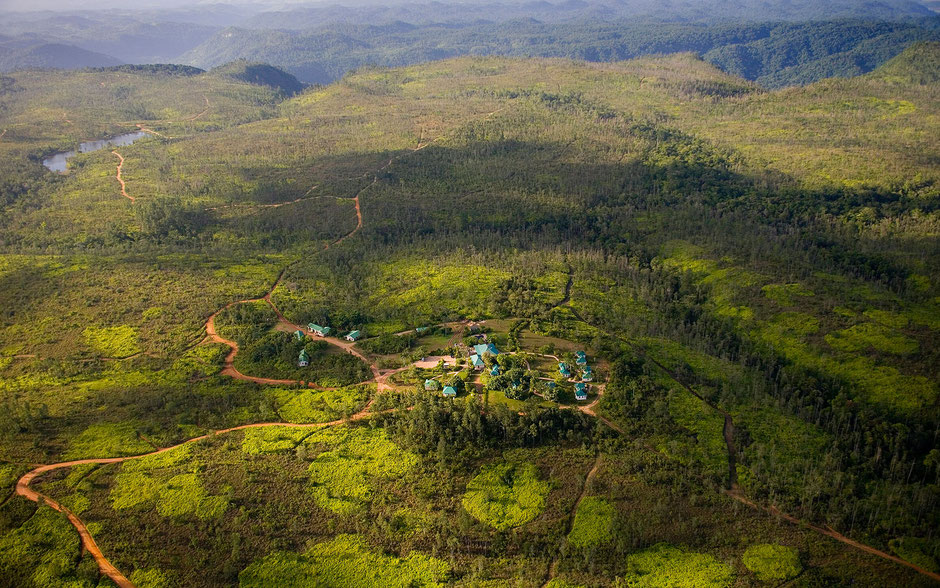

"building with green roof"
[308,323,331,337]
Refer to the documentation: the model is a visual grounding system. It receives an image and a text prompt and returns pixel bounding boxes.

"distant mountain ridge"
[1,1,938,85]
[0,41,122,73]
[179,17,940,87]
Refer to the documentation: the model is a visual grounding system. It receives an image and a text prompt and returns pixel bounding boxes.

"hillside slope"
[0,52,937,587]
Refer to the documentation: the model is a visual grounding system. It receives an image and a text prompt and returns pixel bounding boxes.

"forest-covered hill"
[179,17,940,86]
[0,43,937,587]
[1,2,939,87]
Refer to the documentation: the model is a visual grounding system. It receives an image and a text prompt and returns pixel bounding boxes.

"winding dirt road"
[186,95,210,122]
[22,102,933,585]
[15,403,383,588]
[111,151,133,202]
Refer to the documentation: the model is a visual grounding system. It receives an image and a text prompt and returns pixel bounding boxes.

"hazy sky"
[0,0,277,12]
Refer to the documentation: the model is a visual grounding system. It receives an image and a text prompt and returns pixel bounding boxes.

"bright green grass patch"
[111,444,228,520]
[364,256,512,329]
[154,473,229,519]
[0,506,96,587]
[82,324,141,358]
[742,544,802,582]
[462,461,550,530]
[122,444,193,472]
[658,241,759,321]
[889,537,939,573]
[239,534,449,587]
[624,543,734,587]
[65,421,153,459]
[172,343,226,378]
[659,241,719,274]
[241,426,315,455]
[864,308,910,328]
[273,385,371,423]
[753,313,935,414]
[762,283,814,306]
[568,496,615,548]
[306,426,419,515]
[825,322,919,355]
[61,492,90,515]
[130,567,171,588]
[111,470,229,520]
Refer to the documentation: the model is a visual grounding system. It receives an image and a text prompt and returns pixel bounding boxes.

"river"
[42,131,148,173]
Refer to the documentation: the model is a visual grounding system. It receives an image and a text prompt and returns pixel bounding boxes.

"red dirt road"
[15,403,382,588]
[111,151,133,202]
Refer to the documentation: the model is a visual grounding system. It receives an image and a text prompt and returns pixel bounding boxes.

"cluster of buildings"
[296,324,363,366]
[423,378,457,397]
[559,350,592,401]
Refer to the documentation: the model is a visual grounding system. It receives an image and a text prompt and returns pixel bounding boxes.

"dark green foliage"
[238,331,371,386]
[382,395,598,459]
[211,61,305,96]
[358,333,415,355]
[136,197,209,238]
[871,41,940,84]
[90,64,206,76]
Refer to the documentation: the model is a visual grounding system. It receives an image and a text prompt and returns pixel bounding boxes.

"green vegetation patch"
[111,445,229,520]
[762,283,814,306]
[65,421,153,459]
[0,506,97,587]
[825,322,919,355]
[274,386,372,423]
[82,324,141,357]
[624,543,734,587]
[306,426,419,515]
[462,461,550,530]
[241,426,314,455]
[130,567,172,588]
[742,543,802,582]
[889,537,939,573]
[568,496,615,548]
[239,534,449,587]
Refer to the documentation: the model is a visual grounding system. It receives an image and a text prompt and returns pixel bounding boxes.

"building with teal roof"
[442,386,457,397]
[474,343,499,356]
[308,323,331,337]
[298,349,310,367]
[582,365,593,382]
[575,382,588,401]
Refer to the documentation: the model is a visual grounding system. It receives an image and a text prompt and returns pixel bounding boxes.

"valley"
[0,44,938,587]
